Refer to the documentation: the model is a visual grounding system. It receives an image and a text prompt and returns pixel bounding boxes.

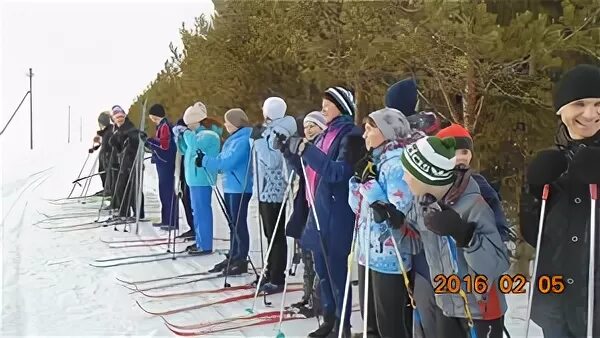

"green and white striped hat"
[401,136,457,186]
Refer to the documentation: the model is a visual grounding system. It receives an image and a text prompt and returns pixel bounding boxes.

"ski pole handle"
[591,184,597,201]
[542,184,550,200]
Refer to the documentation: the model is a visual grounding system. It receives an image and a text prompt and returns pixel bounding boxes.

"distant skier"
[89,111,114,196]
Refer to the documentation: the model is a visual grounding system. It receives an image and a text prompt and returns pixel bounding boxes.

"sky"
[0,0,214,159]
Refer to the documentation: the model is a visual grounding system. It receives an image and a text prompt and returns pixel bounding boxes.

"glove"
[370,201,406,229]
[424,202,475,247]
[88,148,94,154]
[250,123,265,140]
[526,149,568,185]
[570,146,600,184]
[93,135,101,143]
[139,131,148,141]
[353,155,377,182]
[272,132,288,153]
[195,149,205,167]
[287,136,307,155]
[172,125,187,139]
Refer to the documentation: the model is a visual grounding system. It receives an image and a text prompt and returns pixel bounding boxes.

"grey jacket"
[393,173,510,320]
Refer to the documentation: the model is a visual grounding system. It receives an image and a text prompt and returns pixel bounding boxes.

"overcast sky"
[1,0,214,155]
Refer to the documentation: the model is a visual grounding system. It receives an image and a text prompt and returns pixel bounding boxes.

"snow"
[1,141,544,337]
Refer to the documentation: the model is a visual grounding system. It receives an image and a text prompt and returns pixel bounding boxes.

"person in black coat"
[89,111,114,196]
[520,64,600,337]
[173,118,196,240]
[108,105,145,219]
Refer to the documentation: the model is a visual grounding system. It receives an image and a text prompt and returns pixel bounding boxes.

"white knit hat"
[183,101,207,125]
[262,97,287,120]
[303,111,327,130]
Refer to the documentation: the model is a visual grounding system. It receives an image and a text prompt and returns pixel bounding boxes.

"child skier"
[395,136,509,338]
[253,96,297,294]
[146,104,178,230]
[520,64,600,337]
[348,107,422,338]
[199,108,254,275]
[173,101,222,255]
[283,111,327,316]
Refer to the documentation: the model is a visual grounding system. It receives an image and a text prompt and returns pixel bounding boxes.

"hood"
[264,115,298,138]
[554,122,600,160]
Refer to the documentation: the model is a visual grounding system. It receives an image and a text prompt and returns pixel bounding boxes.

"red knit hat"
[436,123,473,151]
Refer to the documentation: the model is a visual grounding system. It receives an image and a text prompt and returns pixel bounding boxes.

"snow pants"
[190,186,213,251]
[223,193,251,261]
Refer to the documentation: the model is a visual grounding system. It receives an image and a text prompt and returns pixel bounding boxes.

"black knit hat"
[554,64,600,113]
[98,111,111,127]
[149,104,166,118]
[323,86,355,116]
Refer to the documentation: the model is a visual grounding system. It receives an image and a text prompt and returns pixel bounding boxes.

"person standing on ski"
[279,86,366,338]
[199,108,253,275]
[108,105,145,220]
[252,97,298,294]
[283,111,327,316]
[172,117,197,241]
[146,104,178,230]
[89,111,114,196]
[173,101,222,255]
[520,64,600,337]
[436,124,510,242]
[394,136,509,338]
[349,107,422,338]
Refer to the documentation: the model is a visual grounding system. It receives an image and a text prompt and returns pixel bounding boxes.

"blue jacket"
[472,173,510,242]
[146,118,177,173]
[299,115,365,254]
[203,127,253,194]
[348,141,415,274]
[254,116,297,203]
[176,125,222,187]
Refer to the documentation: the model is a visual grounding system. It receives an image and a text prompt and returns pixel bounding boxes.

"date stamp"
[433,274,566,295]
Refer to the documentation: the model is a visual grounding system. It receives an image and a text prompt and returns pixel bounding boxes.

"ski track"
[0,144,543,337]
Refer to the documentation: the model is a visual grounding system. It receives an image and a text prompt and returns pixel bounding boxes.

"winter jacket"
[146,118,177,172]
[175,125,222,187]
[472,173,510,242]
[97,125,115,168]
[520,124,600,336]
[254,116,297,203]
[202,127,253,194]
[109,118,142,174]
[348,139,418,274]
[393,170,510,320]
[299,115,366,254]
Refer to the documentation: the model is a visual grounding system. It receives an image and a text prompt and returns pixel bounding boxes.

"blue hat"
[385,78,418,117]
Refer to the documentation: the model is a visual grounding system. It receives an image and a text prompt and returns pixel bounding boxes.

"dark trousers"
[259,201,287,285]
[358,265,413,338]
[224,193,251,261]
[115,168,145,219]
[312,245,352,327]
[413,273,504,338]
[179,158,194,228]
[98,153,107,189]
[157,165,177,227]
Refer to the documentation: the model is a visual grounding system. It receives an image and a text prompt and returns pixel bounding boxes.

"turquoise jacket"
[176,125,222,187]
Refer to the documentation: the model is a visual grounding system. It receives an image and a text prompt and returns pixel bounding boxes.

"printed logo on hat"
[405,143,453,179]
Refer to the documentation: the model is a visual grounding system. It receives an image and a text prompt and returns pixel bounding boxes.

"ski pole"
[275,233,295,338]
[246,170,295,314]
[587,183,597,337]
[253,149,267,283]
[362,213,371,338]
[525,184,550,337]
[79,153,100,202]
[67,152,91,198]
[72,171,106,185]
[168,151,183,256]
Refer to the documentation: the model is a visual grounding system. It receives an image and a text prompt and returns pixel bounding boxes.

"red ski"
[136,282,303,298]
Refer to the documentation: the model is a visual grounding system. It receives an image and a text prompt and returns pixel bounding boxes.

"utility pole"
[68,105,71,143]
[79,115,82,142]
[27,68,33,149]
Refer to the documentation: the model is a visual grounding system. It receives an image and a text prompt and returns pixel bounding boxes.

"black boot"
[177,229,195,241]
[326,321,350,338]
[308,313,336,337]
[208,258,229,273]
[224,259,248,276]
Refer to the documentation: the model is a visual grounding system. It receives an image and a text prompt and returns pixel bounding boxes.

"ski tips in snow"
[245,308,255,314]
[275,330,286,338]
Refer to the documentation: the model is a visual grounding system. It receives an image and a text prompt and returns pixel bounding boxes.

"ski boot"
[208,258,230,273]
[308,313,336,337]
[224,259,248,276]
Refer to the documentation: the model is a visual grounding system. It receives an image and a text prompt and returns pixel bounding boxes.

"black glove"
[353,154,377,182]
[371,201,406,229]
[250,123,265,140]
[526,149,568,185]
[195,149,205,167]
[139,131,148,141]
[570,146,600,184]
[88,148,94,154]
[272,132,288,153]
[424,202,475,247]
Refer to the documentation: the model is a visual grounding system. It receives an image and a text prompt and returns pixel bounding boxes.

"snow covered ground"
[1,141,543,337]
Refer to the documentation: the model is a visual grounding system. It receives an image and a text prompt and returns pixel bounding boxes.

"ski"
[129,271,259,293]
[117,271,216,286]
[95,250,187,262]
[137,287,302,316]
[101,236,175,244]
[107,239,187,249]
[55,224,102,232]
[134,282,303,299]
[42,217,150,230]
[89,251,195,268]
